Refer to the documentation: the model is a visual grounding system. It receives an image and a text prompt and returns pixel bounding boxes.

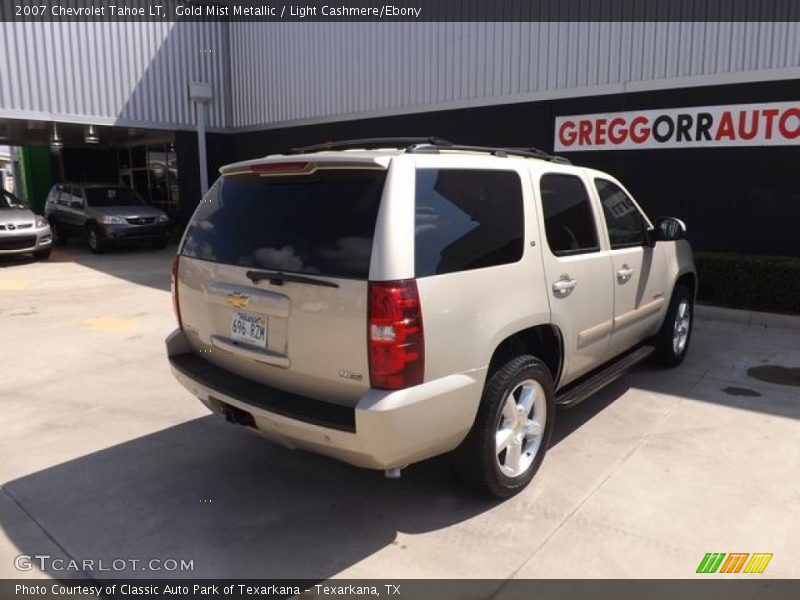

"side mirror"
[650,217,687,243]
[70,200,83,209]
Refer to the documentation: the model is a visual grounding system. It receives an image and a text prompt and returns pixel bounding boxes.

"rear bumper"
[0,227,52,255]
[166,329,484,470]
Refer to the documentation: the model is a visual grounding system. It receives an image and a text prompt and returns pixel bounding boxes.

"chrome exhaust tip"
[384,467,402,479]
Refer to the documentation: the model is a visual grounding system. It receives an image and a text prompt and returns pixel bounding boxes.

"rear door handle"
[617,265,634,284]
[552,277,577,298]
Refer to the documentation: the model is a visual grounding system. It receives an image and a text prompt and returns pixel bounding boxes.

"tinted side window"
[540,174,599,256]
[595,179,646,249]
[56,187,70,206]
[414,169,524,277]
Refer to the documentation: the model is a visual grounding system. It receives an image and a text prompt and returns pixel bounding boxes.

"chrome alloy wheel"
[495,379,546,478]
[673,299,691,355]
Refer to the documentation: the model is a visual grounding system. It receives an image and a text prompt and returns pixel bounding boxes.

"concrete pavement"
[1,244,798,580]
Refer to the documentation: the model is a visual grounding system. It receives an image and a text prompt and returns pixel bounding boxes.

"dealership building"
[1,18,799,256]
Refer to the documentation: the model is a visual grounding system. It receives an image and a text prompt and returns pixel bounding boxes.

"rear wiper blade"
[245,269,340,288]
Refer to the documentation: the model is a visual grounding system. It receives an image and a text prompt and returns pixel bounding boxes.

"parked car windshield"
[1,191,26,209]
[85,187,146,207]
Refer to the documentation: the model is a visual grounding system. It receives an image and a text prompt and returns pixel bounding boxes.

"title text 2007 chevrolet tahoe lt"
[166,139,696,497]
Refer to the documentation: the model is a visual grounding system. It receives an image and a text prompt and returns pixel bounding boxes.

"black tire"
[652,284,694,367]
[87,226,106,254]
[51,221,67,246]
[454,355,555,498]
[33,248,51,261]
[152,237,169,250]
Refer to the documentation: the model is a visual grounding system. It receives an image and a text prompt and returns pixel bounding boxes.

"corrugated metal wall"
[0,21,229,129]
[229,21,800,129]
[1,21,798,131]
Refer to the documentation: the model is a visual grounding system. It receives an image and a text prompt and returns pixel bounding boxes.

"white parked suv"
[166,138,696,497]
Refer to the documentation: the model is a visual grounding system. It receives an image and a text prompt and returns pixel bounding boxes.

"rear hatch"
[177,159,388,406]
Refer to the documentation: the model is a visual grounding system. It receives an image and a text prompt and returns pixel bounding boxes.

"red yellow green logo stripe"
[697,553,772,574]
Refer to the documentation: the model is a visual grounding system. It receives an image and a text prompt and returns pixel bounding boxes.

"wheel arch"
[487,324,564,388]
[675,270,697,299]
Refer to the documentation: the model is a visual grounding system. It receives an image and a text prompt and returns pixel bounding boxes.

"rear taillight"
[171,254,182,329]
[368,279,424,390]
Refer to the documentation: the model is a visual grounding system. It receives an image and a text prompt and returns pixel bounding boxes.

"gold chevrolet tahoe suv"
[166,138,696,497]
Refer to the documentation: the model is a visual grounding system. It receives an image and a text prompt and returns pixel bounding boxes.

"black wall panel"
[205,79,800,257]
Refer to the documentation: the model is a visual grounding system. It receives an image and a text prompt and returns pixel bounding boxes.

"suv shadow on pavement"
[0,414,501,580]
[0,371,693,581]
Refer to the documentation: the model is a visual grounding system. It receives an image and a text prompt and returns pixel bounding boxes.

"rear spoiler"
[220,157,389,177]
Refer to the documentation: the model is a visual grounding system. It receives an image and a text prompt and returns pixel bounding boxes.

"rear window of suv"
[415,169,524,277]
[181,169,386,279]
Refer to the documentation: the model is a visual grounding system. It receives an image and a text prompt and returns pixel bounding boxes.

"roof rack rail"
[407,142,572,164]
[287,137,571,164]
[515,147,572,165]
[290,137,453,154]
[408,143,546,158]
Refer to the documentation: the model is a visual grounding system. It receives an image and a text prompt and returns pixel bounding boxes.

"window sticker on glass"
[602,194,636,219]
[595,179,646,249]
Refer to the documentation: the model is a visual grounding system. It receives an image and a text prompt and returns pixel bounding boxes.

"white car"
[166,138,696,497]
[0,189,52,260]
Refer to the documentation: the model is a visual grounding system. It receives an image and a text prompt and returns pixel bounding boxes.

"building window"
[118,143,179,219]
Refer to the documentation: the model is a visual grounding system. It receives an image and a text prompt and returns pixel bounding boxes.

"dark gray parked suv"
[44,183,170,253]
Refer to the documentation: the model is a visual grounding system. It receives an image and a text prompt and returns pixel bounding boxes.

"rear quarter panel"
[405,155,552,383]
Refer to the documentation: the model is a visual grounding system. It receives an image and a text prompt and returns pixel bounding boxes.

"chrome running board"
[556,345,655,409]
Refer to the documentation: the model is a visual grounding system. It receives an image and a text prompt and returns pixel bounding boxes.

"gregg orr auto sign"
[555,101,800,151]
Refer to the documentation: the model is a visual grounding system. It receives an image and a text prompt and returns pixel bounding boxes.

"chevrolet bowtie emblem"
[225,292,250,309]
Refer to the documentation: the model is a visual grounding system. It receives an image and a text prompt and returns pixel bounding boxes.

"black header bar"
[3,0,800,22]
